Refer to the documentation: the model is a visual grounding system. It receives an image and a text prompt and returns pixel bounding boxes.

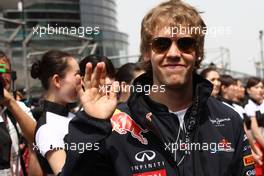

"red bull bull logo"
[111,109,148,145]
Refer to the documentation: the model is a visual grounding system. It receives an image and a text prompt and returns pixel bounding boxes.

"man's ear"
[51,74,61,89]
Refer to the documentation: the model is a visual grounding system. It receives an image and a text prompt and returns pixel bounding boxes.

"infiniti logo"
[135,150,156,162]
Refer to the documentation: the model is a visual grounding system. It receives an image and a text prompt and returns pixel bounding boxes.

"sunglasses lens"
[177,37,196,53]
[151,38,172,53]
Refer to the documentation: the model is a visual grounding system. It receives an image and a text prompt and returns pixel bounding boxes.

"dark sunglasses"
[150,37,197,54]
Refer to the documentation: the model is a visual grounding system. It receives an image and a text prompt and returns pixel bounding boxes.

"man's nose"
[166,41,181,58]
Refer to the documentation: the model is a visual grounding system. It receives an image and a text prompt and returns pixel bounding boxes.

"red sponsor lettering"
[133,169,167,176]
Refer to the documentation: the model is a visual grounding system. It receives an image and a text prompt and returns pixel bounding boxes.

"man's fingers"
[100,62,106,86]
[109,81,119,100]
[84,63,92,89]
[91,62,104,88]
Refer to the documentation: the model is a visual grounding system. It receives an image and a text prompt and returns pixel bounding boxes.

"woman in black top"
[31,50,81,175]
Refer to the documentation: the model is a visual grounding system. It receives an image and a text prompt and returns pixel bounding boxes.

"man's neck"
[149,81,193,112]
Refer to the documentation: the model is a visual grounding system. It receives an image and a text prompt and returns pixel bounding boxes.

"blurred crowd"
[0,48,263,175]
[0,0,261,174]
[200,66,264,175]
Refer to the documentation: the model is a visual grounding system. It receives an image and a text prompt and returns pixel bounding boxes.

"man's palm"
[78,62,118,119]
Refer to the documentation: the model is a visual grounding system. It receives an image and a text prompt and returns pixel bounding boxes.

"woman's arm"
[28,147,45,176]
[244,123,263,165]
[46,150,66,175]
[244,124,257,152]
[251,117,264,148]
[3,89,36,144]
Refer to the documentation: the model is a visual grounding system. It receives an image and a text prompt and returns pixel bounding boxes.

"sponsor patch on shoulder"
[243,155,254,166]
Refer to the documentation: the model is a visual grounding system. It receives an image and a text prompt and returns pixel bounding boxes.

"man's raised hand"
[77,62,119,119]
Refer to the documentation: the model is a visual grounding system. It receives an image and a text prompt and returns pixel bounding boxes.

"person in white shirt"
[244,76,264,175]
[200,67,221,98]
[0,51,37,176]
[219,74,245,118]
[233,79,246,106]
[231,78,247,118]
[244,77,264,117]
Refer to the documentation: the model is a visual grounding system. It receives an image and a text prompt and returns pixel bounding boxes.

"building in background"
[0,0,128,96]
[79,0,128,63]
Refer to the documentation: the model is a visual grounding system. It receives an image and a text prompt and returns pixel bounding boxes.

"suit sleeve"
[61,110,112,176]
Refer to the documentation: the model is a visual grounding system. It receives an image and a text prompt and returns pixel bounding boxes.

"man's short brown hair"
[140,0,206,69]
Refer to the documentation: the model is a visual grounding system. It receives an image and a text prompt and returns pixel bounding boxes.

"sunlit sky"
[116,0,264,76]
